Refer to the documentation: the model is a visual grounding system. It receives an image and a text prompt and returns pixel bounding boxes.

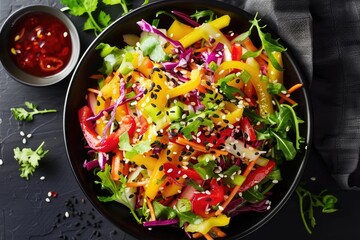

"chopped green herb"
[13,141,48,180]
[296,184,338,234]
[233,13,287,71]
[11,102,57,122]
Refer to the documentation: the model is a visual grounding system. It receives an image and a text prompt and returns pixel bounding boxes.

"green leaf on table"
[13,141,48,180]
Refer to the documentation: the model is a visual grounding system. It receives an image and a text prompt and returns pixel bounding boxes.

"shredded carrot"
[87,88,101,95]
[215,158,258,216]
[243,37,269,62]
[146,197,156,221]
[126,180,149,188]
[211,227,227,237]
[242,158,258,177]
[103,72,115,85]
[279,83,303,104]
[204,233,214,240]
[176,137,228,156]
[192,233,203,239]
[287,83,303,94]
[278,93,297,105]
[111,150,122,180]
[89,74,104,80]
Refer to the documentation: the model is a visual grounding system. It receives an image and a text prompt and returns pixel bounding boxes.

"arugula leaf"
[96,164,141,223]
[242,186,265,203]
[296,184,338,234]
[271,131,297,160]
[233,13,286,71]
[10,101,57,122]
[153,200,203,227]
[118,132,152,159]
[252,103,304,160]
[190,10,215,22]
[13,141,48,180]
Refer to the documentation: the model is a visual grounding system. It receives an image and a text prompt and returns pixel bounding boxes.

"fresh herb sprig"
[233,13,286,71]
[296,184,338,234]
[10,101,57,122]
[61,0,150,35]
[13,141,48,180]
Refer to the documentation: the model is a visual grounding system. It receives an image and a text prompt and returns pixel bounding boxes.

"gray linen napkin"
[220,0,360,190]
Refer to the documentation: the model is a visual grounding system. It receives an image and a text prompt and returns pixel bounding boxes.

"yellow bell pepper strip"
[166,15,230,53]
[185,214,230,235]
[267,51,283,83]
[214,60,273,118]
[137,69,170,115]
[167,20,193,40]
[145,142,180,200]
[127,153,157,171]
[168,69,201,98]
[198,22,232,59]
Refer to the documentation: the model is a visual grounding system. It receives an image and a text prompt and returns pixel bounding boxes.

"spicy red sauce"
[9,12,72,77]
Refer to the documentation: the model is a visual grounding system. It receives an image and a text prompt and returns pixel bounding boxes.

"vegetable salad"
[78,10,305,239]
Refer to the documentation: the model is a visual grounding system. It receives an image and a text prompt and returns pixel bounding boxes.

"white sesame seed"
[218,205,224,211]
[40,176,45,181]
[22,138,27,144]
[148,228,152,231]
[26,133,32,138]
[48,192,52,197]
[45,198,51,203]
[0,159,3,166]
[310,177,316,181]
[20,131,25,136]
[272,179,279,184]
[167,168,173,173]
[64,211,70,218]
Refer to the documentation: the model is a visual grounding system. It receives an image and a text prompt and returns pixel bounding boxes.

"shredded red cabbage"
[143,218,179,227]
[171,11,200,27]
[83,159,99,171]
[137,19,184,52]
[224,197,271,217]
[205,42,224,66]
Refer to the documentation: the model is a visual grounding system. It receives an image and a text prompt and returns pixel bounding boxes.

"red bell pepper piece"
[78,105,135,152]
[163,162,203,182]
[231,43,242,61]
[240,116,257,142]
[197,128,233,149]
[138,115,149,135]
[239,159,276,192]
[191,179,224,217]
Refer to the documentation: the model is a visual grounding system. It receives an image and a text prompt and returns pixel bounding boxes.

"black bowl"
[63,0,312,239]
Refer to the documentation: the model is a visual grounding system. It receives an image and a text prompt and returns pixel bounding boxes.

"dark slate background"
[1,0,360,240]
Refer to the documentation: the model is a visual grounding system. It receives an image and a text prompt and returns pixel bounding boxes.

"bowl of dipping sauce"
[0,5,80,86]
